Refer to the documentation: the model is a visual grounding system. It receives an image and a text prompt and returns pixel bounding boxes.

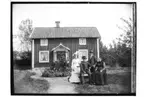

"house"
[30,21,101,68]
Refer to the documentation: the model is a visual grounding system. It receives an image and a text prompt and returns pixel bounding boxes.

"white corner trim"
[32,40,34,69]
[97,38,100,59]
[29,28,34,38]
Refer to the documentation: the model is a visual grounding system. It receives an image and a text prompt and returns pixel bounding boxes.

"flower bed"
[41,67,71,77]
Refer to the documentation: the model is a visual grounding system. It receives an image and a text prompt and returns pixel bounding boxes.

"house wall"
[34,38,98,68]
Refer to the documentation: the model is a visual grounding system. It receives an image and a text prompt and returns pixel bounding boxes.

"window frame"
[78,49,88,61]
[39,51,49,63]
[79,38,86,45]
[40,39,48,46]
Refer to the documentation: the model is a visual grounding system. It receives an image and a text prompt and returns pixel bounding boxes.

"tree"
[114,18,133,67]
[100,40,117,66]
[117,18,133,48]
[18,19,33,52]
[99,18,133,67]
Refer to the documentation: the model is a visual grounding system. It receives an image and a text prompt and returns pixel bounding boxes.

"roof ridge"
[30,27,101,38]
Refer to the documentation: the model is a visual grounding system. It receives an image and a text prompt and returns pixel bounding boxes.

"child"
[80,56,91,84]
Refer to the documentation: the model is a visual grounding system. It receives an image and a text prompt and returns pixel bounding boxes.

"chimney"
[55,21,60,28]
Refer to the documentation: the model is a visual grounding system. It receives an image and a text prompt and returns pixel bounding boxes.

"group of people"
[68,50,107,85]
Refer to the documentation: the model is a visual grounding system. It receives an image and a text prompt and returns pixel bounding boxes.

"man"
[88,50,97,84]
[88,50,97,67]
[80,56,91,84]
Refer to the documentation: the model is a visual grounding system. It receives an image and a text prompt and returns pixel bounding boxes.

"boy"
[80,56,91,84]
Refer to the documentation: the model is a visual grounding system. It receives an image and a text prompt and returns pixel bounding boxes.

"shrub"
[41,67,71,77]
[13,51,31,70]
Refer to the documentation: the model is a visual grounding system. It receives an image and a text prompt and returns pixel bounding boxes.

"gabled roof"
[30,27,101,39]
[52,43,70,51]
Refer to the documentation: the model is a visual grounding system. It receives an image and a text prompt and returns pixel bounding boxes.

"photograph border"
[11,1,136,96]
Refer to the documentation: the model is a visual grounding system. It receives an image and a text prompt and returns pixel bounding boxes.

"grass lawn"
[14,70,49,93]
[13,67,132,94]
[74,67,131,94]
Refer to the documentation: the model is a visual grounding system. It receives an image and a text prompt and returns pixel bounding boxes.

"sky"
[13,4,133,50]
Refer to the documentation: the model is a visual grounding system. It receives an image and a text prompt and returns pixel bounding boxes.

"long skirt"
[95,70,107,85]
[69,67,80,83]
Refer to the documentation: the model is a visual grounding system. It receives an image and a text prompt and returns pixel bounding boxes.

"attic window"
[40,39,48,46]
[79,38,86,45]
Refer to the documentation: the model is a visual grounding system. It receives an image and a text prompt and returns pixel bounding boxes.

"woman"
[95,58,107,85]
[69,51,81,83]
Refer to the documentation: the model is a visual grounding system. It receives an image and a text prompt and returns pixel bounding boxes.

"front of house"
[30,21,101,68]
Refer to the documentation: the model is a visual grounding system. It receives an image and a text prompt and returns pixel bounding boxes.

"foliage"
[42,59,71,77]
[50,58,70,71]
[100,18,132,67]
[116,18,133,48]
[14,19,33,69]
[18,19,33,52]
[42,67,71,77]
[13,51,31,70]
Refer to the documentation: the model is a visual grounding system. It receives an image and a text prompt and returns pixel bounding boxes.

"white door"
[78,49,88,61]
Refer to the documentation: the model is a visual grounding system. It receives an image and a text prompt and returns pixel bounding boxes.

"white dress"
[69,58,81,83]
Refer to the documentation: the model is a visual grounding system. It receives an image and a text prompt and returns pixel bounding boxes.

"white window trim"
[39,51,49,63]
[40,39,48,46]
[79,38,86,45]
[78,49,88,61]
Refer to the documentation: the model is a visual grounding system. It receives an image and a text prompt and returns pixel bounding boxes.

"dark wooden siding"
[34,38,98,67]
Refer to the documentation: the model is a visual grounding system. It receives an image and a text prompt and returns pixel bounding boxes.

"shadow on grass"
[74,71,131,94]
[13,64,31,70]
[14,71,49,94]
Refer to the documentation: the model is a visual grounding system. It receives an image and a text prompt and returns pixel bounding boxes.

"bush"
[49,59,70,72]
[13,51,31,70]
[41,67,71,77]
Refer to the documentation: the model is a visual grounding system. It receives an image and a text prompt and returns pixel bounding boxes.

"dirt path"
[31,75,78,94]
[46,77,78,94]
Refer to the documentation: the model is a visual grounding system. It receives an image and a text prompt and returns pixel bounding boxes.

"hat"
[72,51,79,56]
[89,50,93,53]
[82,56,86,59]
[97,58,102,62]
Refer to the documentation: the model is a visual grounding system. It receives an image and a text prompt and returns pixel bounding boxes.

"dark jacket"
[88,55,97,66]
[96,61,105,72]
[80,61,90,73]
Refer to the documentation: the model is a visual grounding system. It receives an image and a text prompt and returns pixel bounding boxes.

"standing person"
[80,56,91,84]
[88,50,97,84]
[69,51,81,84]
[95,58,107,85]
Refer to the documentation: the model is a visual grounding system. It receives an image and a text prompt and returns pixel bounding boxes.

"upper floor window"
[40,39,48,46]
[79,38,86,45]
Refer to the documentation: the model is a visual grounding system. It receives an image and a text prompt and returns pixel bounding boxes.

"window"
[39,51,49,63]
[40,39,48,46]
[79,38,86,45]
[78,49,88,61]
